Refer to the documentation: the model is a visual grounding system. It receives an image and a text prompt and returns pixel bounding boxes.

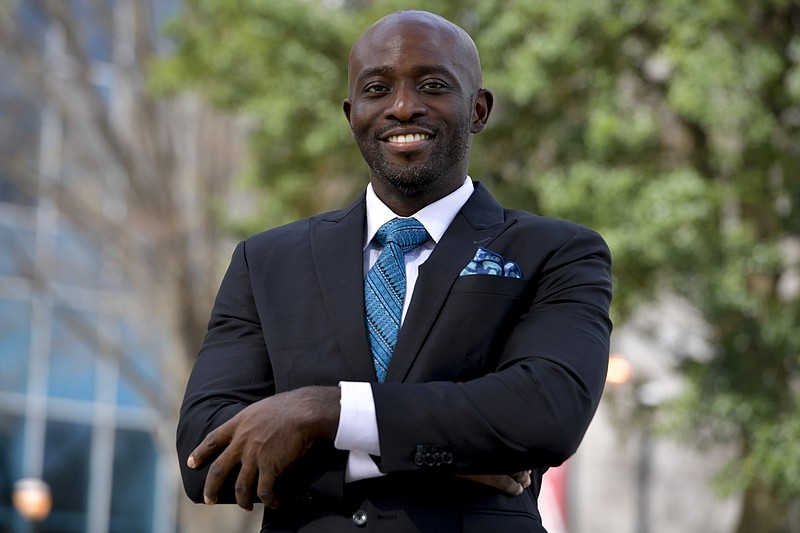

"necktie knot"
[375,217,430,252]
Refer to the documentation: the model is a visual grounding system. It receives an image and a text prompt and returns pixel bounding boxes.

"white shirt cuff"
[335,381,384,482]
[334,381,381,456]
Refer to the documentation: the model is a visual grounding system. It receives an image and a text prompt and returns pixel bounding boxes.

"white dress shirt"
[334,177,474,482]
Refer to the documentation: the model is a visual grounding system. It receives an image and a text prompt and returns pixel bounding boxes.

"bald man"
[177,10,612,532]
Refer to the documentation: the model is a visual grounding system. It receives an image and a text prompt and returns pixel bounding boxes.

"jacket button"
[352,509,367,528]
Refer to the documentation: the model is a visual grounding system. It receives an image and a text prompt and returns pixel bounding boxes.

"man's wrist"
[296,386,341,440]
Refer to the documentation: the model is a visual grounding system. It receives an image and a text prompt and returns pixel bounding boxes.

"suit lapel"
[386,183,517,382]
[309,195,377,382]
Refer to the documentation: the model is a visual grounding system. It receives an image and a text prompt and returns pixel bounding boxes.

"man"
[177,10,612,532]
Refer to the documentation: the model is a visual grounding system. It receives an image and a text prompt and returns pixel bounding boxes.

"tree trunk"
[735,478,790,533]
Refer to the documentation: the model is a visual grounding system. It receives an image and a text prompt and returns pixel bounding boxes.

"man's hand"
[455,470,532,496]
[187,386,340,510]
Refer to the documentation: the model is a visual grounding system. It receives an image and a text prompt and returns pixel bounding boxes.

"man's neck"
[369,178,465,217]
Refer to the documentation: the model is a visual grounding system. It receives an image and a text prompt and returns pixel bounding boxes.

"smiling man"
[344,13,489,213]
[177,10,612,533]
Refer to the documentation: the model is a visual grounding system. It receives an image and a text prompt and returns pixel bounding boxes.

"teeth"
[388,133,430,143]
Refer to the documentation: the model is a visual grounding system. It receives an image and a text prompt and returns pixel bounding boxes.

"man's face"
[344,18,487,198]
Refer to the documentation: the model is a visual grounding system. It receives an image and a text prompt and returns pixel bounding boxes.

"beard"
[353,116,472,196]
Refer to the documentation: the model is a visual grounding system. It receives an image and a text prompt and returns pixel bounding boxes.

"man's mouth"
[386,133,431,144]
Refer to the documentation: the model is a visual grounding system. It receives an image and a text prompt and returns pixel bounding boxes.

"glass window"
[0,299,31,393]
[0,224,35,277]
[49,307,96,401]
[54,228,101,289]
[42,420,91,533]
[117,323,161,408]
[109,429,156,533]
[0,414,25,531]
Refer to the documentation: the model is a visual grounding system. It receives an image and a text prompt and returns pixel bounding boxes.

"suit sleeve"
[176,240,275,503]
[372,228,612,474]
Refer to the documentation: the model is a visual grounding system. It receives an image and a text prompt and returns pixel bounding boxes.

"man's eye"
[422,81,446,90]
[365,85,389,93]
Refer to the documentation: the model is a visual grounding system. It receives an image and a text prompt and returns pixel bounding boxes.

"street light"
[607,353,632,385]
[12,478,52,522]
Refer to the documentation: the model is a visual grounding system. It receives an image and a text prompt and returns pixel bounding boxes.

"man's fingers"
[498,475,524,496]
[187,390,331,508]
[510,469,532,489]
[188,423,233,469]
[234,460,257,511]
[256,462,280,509]
[202,445,239,506]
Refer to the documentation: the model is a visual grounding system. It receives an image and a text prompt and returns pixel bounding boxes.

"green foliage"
[150,0,366,227]
[532,163,721,320]
[154,0,800,506]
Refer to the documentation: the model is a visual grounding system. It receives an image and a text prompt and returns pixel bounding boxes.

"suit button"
[352,509,367,528]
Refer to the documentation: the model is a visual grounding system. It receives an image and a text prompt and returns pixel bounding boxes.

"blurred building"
[0,115,179,531]
[0,3,180,532]
[0,189,177,533]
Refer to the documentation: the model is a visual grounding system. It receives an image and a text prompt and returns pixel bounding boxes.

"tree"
[157,0,800,530]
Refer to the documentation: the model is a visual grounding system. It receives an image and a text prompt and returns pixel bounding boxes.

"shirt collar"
[364,177,475,249]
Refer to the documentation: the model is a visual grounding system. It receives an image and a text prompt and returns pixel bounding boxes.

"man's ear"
[470,89,494,134]
[343,99,352,125]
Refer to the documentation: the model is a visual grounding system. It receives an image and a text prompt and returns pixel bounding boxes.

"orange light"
[12,478,52,522]
[607,354,632,385]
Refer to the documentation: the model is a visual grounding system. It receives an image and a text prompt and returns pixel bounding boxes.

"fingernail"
[204,495,213,506]
[187,456,196,468]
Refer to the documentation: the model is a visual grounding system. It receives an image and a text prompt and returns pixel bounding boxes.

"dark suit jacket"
[177,183,612,532]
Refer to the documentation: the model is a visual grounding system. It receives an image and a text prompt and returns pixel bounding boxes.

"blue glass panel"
[48,307,96,401]
[109,429,156,533]
[0,224,35,277]
[0,414,25,532]
[0,299,31,393]
[41,421,90,533]
[53,228,101,289]
[116,322,162,408]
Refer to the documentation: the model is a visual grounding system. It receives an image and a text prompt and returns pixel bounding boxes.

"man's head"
[343,10,493,213]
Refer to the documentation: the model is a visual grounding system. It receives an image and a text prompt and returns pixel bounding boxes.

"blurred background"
[0,0,798,532]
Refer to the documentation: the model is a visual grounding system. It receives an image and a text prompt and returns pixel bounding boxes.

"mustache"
[373,121,439,139]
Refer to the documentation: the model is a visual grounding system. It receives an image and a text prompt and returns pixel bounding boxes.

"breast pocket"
[414,276,529,381]
[445,275,528,323]
[450,273,528,296]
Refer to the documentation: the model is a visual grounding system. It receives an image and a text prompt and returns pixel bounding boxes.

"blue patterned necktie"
[365,217,430,382]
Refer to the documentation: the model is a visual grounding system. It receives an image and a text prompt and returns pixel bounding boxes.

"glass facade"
[0,196,178,532]
[0,4,180,531]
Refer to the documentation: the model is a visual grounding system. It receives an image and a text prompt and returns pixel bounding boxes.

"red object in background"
[540,462,569,533]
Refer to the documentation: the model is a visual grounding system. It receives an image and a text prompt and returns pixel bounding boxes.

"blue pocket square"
[460,247,523,279]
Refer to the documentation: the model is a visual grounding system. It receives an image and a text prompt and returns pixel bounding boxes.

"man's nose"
[386,84,425,122]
